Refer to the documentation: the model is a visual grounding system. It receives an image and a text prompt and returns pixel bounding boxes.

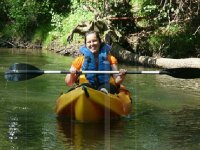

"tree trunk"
[111,42,200,68]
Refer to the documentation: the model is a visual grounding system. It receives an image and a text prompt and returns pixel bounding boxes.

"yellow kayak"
[55,85,132,122]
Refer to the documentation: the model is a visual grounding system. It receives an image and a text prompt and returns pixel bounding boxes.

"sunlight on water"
[8,117,19,141]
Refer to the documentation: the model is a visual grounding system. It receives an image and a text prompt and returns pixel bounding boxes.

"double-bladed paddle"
[4,63,200,81]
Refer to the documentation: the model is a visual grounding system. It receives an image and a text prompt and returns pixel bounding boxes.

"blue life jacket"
[80,43,111,86]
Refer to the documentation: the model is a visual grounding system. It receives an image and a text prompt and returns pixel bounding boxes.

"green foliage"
[43,5,94,48]
[48,0,71,14]
[167,28,200,58]
[32,23,52,43]
[148,32,170,57]
[1,0,199,58]
[147,24,200,58]
[1,0,71,39]
[0,0,8,29]
[7,0,37,35]
[0,0,93,48]
[109,1,135,34]
[130,0,145,6]
[136,0,200,58]
[1,0,48,38]
[61,8,94,40]
[140,3,176,27]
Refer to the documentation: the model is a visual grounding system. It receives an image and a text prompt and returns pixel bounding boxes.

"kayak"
[55,85,132,122]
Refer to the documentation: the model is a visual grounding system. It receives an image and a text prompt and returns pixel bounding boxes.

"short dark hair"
[84,31,102,44]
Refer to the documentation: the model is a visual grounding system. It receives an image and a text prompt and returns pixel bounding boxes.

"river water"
[0,48,200,150]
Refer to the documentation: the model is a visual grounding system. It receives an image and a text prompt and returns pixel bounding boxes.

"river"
[0,48,200,150]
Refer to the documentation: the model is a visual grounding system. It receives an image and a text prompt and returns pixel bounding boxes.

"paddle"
[4,63,200,81]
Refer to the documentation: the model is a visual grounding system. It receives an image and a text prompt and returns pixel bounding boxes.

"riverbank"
[1,38,200,69]
[0,39,42,49]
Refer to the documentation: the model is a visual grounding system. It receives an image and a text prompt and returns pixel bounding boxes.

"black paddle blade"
[162,68,200,79]
[5,63,43,81]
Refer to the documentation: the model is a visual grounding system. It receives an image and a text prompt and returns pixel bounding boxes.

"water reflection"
[169,106,200,149]
[56,118,128,149]
[155,75,200,95]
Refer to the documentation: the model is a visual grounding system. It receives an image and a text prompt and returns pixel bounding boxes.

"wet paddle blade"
[5,72,43,81]
[5,63,43,81]
[161,68,200,79]
[5,73,43,81]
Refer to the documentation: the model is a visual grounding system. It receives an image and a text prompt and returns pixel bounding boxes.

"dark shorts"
[80,83,119,94]
[68,83,119,94]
